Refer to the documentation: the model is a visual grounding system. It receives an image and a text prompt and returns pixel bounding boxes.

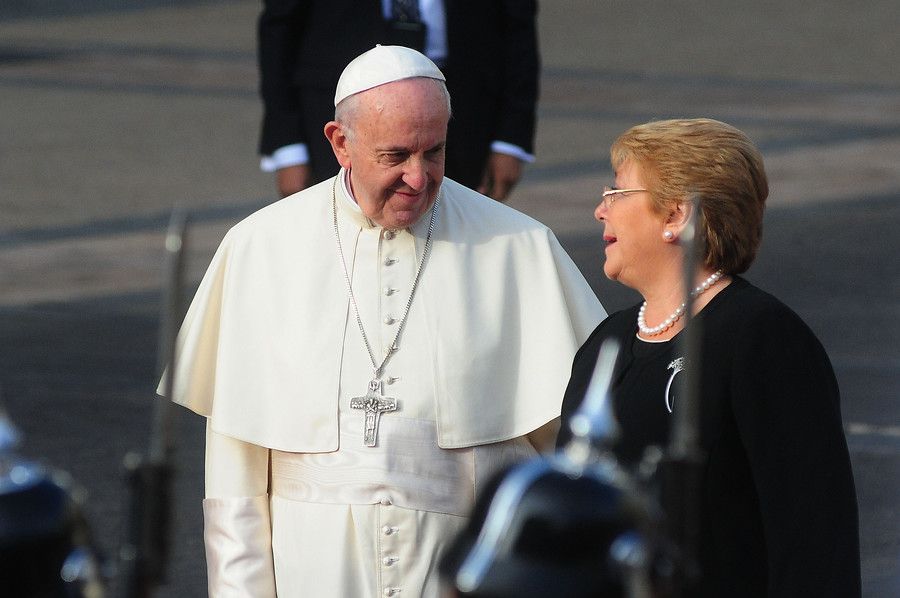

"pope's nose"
[402,158,428,192]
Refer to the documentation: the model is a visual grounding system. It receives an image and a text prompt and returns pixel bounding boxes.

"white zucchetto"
[334,45,446,107]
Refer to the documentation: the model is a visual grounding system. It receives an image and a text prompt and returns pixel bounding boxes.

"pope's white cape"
[164,174,606,451]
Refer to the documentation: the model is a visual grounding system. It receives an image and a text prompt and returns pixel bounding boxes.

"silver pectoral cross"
[350,379,398,447]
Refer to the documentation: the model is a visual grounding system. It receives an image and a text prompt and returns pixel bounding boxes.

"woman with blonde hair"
[558,118,860,596]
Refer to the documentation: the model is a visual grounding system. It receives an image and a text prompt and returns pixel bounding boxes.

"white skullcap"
[334,45,446,106]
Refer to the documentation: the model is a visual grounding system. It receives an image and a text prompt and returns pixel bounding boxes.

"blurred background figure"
[556,118,860,597]
[258,0,539,201]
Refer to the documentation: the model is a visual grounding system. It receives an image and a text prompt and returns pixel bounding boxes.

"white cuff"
[204,496,276,597]
[260,144,310,172]
[490,141,535,163]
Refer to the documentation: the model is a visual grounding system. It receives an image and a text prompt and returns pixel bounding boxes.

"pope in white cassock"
[163,45,607,597]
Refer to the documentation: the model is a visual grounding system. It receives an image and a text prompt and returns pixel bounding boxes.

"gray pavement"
[1,1,898,596]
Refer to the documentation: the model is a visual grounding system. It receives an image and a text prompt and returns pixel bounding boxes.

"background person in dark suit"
[258,0,539,201]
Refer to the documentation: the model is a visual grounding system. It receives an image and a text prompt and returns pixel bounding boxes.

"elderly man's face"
[327,78,449,229]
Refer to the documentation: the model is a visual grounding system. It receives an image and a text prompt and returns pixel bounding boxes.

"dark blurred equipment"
[115,210,187,598]
[0,209,188,598]
[659,196,704,592]
[440,340,665,598]
[0,398,105,597]
[440,204,709,598]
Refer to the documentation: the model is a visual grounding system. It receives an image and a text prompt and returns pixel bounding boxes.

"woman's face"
[594,159,667,288]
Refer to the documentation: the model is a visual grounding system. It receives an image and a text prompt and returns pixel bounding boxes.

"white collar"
[337,168,438,237]
[338,168,376,229]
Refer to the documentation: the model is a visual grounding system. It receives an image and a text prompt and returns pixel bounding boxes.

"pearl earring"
[663,230,674,241]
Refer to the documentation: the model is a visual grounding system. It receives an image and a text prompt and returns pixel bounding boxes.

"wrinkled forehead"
[358,77,449,114]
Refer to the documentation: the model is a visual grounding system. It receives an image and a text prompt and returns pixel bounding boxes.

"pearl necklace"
[637,270,724,336]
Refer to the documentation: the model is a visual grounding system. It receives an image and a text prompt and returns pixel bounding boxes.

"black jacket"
[558,276,861,597]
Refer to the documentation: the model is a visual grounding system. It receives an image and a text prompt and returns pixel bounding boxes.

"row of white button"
[381,513,400,596]
[381,233,404,598]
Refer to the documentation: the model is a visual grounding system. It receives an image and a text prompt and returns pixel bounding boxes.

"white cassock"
[165,170,606,597]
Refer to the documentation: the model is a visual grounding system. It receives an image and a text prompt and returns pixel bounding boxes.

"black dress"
[558,276,861,597]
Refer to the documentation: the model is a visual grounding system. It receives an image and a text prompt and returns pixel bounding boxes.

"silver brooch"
[664,357,686,413]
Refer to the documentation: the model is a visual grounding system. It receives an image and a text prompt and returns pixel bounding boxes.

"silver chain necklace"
[331,176,439,446]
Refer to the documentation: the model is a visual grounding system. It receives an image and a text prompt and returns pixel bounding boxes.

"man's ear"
[324,121,352,169]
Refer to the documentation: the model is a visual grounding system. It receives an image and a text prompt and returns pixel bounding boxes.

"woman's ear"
[663,198,694,242]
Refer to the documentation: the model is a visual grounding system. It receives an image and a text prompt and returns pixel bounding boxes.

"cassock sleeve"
[203,423,277,597]
[730,304,861,597]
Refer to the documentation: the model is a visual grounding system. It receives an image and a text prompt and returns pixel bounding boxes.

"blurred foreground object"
[440,340,667,598]
[0,208,188,598]
[439,207,714,598]
[115,209,187,598]
[0,397,105,597]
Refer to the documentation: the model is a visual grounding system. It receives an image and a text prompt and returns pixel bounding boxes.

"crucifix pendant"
[350,379,398,447]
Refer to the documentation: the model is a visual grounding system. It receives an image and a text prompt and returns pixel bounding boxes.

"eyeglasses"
[600,186,648,210]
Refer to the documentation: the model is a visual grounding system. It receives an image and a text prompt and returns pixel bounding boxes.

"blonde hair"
[611,118,768,274]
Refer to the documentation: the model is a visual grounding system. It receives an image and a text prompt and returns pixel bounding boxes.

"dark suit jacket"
[258,0,539,188]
